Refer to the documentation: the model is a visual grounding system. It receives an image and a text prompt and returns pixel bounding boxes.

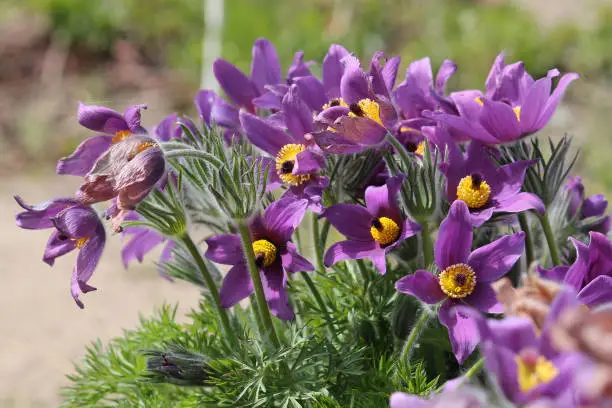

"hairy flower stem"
[181,234,235,345]
[421,221,434,268]
[464,356,485,379]
[400,308,431,362]
[537,212,561,266]
[518,212,534,267]
[237,220,281,349]
[312,213,326,272]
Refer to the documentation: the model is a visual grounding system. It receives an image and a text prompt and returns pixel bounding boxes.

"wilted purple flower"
[76,135,166,232]
[565,176,610,234]
[440,140,545,226]
[427,53,579,144]
[539,232,612,308]
[57,102,147,176]
[205,198,313,320]
[15,196,106,308]
[395,200,525,362]
[465,289,585,406]
[322,176,421,274]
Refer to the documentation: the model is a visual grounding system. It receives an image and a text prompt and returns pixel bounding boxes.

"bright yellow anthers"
[252,239,277,267]
[349,98,384,126]
[129,141,159,160]
[475,97,521,121]
[415,141,425,156]
[275,143,311,186]
[71,237,89,249]
[457,174,491,209]
[516,354,558,392]
[112,129,132,144]
[370,217,400,246]
[439,263,477,299]
[322,98,348,110]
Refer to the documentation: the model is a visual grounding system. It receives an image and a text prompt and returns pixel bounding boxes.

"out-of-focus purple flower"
[427,53,579,144]
[204,197,313,320]
[322,176,421,274]
[57,103,147,177]
[390,386,487,408]
[440,140,545,226]
[465,289,585,406]
[395,200,525,362]
[76,135,166,232]
[15,196,106,308]
[240,90,328,212]
[539,232,612,309]
[565,176,610,234]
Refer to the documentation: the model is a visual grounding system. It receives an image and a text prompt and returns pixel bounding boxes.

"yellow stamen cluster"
[516,354,558,392]
[71,237,89,249]
[349,98,383,126]
[370,217,400,246]
[475,97,521,120]
[322,98,348,110]
[415,142,425,156]
[439,263,477,299]
[129,141,159,160]
[252,239,277,267]
[457,175,491,209]
[112,129,132,144]
[275,143,311,186]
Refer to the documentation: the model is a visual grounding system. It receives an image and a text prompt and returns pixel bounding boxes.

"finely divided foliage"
[15,38,612,407]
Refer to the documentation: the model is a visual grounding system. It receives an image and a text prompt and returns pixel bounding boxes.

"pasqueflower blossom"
[395,200,525,362]
[76,135,166,232]
[427,53,579,144]
[15,196,105,308]
[465,289,584,406]
[565,176,610,234]
[322,175,421,274]
[57,102,147,176]
[205,197,313,320]
[440,140,545,226]
[539,231,612,308]
[390,389,486,408]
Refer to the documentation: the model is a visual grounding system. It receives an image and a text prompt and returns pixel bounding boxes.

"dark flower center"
[470,173,483,189]
[280,160,294,174]
[405,142,418,153]
[58,234,68,241]
[329,99,342,107]
[454,273,467,287]
[349,103,365,117]
[371,218,382,229]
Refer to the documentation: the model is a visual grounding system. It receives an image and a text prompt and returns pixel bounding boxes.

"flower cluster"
[18,37,612,407]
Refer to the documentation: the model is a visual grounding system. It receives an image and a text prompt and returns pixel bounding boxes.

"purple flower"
[565,176,610,234]
[390,389,486,408]
[76,135,166,232]
[539,232,612,309]
[322,176,421,274]
[395,200,525,362]
[440,141,545,226]
[57,102,147,176]
[427,53,579,144]
[204,197,314,320]
[465,289,585,406]
[15,196,106,308]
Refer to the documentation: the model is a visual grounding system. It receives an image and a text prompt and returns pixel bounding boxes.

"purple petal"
[439,300,479,363]
[479,99,522,142]
[435,59,457,94]
[370,250,388,274]
[239,111,293,156]
[340,55,369,104]
[538,265,569,283]
[582,194,608,218]
[293,149,324,175]
[435,201,473,270]
[282,86,313,139]
[286,51,313,83]
[121,229,164,267]
[252,91,282,110]
[123,104,147,133]
[53,206,101,238]
[333,116,387,146]
[195,90,216,125]
[281,242,314,273]
[520,77,552,132]
[381,56,401,92]
[219,263,253,308]
[262,264,294,320]
[262,197,308,242]
[482,341,520,402]
[467,207,496,227]
[250,38,282,95]
[213,58,258,109]
[14,196,78,230]
[56,135,113,176]
[211,97,240,128]
[77,102,128,134]
[563,238,590,290]
[495,160,538,198]
[466,283,503,313]
[389,393,427,408]
[43,230,77,265]
[395,270,446,304]
[578,275,612,308]
[152,113,179,142]
[398,218,423,241]
[467,232,525,282]
[535,73,580,130]
[484,52,505,98]
[364,175,403,221]
[427,110,499,144]
[322,44,350,99]
[324,239,379,267]
[205,234,242,265]
[312,130,364,154]
[494,192,545,216]
[485,316,538,353]
[294,76,326,112]
[72,229,105,308]
[321,203,373,241]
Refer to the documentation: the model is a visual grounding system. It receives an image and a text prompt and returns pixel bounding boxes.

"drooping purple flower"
[322,175,421,274]
[15,196,106,308]
[56,102,148,177]
[463,289,585,406]
[565,176,610,234]
[395,200,525,362]
[427,53,579,144]
[76,135,166,232]
[204,197,313,320]
[440,140,545,226]
[539,232,612,309]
